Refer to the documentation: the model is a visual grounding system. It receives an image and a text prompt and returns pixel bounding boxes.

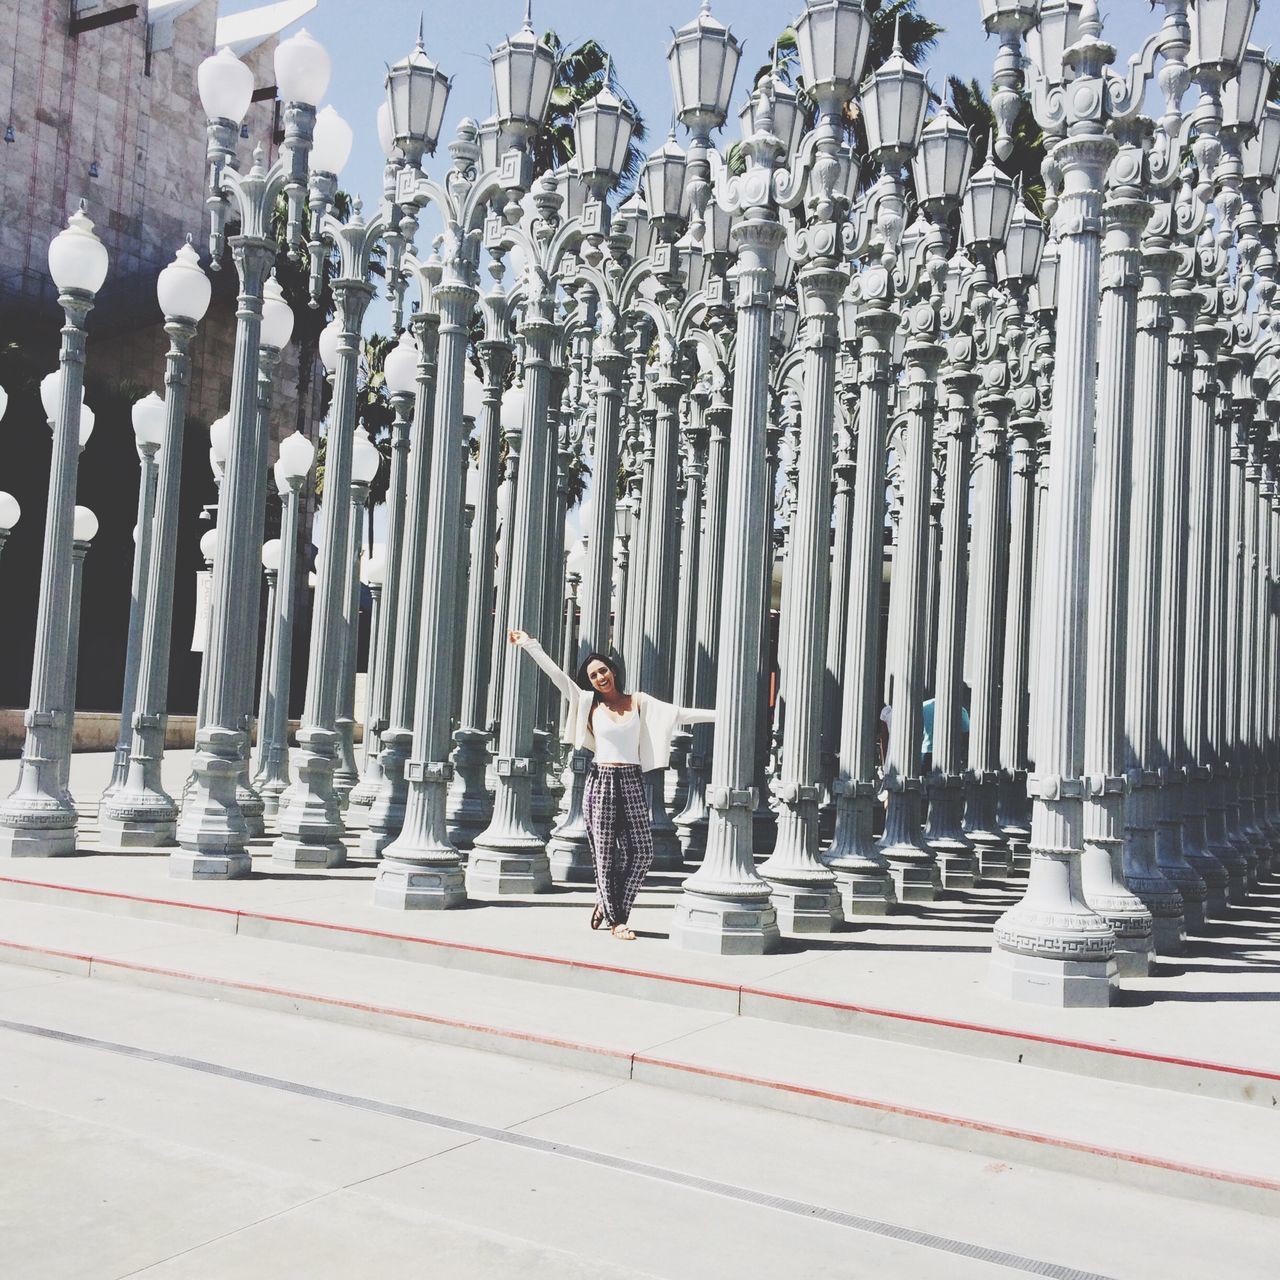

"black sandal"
[590,905,604,931]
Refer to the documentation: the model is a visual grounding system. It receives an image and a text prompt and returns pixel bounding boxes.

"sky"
[212,0,1271,550]
[216,0,1176,232]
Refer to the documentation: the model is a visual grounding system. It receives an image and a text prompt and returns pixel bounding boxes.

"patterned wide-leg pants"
[583,764,654,927]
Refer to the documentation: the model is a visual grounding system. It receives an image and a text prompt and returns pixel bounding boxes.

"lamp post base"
[169,849,252,880]
[889,860,942,903]
[0,823,77,858]
[969,831,1011,881]
[465,846,552,896]
[98,815,177,850]
[987,948,1117,1009]
[765,879,843,933]
[374,860,467,910]
[548,830,594,882]
[272,837,346,869]
[669,887,780,955]
[932,841,978,890]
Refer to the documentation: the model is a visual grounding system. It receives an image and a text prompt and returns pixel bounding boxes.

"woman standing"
[509,629,716,940]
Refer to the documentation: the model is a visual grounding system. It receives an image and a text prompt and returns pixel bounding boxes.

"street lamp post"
[255,432,316,820]
[103,392,165,802]
[0,205,108,859]
[178,32,329,878]
[58,507,98,796]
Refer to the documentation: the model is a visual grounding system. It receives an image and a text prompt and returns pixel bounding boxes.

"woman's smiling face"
[587,660,616,695]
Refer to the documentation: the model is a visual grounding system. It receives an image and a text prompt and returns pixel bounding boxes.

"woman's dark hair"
[576,652,626,730]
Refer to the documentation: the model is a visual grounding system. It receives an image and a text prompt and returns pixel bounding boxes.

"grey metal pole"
[258,475,304,822]
[0,246,97,858]
[675,380,731,860]
[363,289,442,855]
[175,207,275,878]
[1076,161,1171,967]
[547,328,627,881]
[100,315,199,847]
[253,561,279,785]
[925,330,978,883]
[351,390,412,810]
[823,265,899,917]
[447,340,511,848]
[58,535,92,796]
[104,440,159,801]
[468,277,557,896]
[333,474,369,805]
[273,210,379,866]
[760,258,845,930]
[989,5,1119,1005]
[670,88,784,955]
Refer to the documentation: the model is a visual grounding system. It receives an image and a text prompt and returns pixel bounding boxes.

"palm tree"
[730,0,943,177]
[534,34,648,194]
[947,76,1046,212]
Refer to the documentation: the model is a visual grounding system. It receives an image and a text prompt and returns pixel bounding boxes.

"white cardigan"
[517,639,715,772]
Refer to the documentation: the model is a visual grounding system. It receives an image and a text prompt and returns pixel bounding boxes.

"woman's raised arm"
[510,630,578,702]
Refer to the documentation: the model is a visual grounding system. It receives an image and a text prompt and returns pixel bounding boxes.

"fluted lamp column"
[0,206,108,858]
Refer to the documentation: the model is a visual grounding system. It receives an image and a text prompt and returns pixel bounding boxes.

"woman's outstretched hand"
[508,628,530,646]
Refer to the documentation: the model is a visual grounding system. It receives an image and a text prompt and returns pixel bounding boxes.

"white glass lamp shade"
[860,43,929,161]
[310,105,353,176]
[198,46,254,123]
[0,491,20,531]
[491,13,556,134]
[273,458,290,493]
[574,84,638,189]
[362,545,387,586]
[912,108,974,213]
[200,528,219,562]
[274,28,331,107]
[616,191,656,262]
[1261,180,1280,228]
[477,115,502,172]
[1036,236,1060,311]
[78,403,95,447]
[351,431,381,485]
[1026,0,1083,88]
[1254,103,1280,185]
[72,505,98,543]
[772,295,800,351]
[208,413,231,464]
[960,153,1017,248]
[261,538,282,572]
[132,392,166,447]
[739,76,804,160]
[997,201,1045,282]
[978,0,1040,33]
[641,134,688,226]
[48,206,109,294]
[666,1,742,130]
[464,463,482,510]
[383,330,420,396]
[794,0,872,107]
[318,317,343,373]
[278,429,316,481]
[377,102,396,158]
[386,40,451,159]
[40,369,83,421]
[1223,45,1269,133]
[156,240,212,323]
[0,383,6,425]
[260,273,295,350]
[566,537,588,577]
[1191,0,1258,72]
[462,370,485,422]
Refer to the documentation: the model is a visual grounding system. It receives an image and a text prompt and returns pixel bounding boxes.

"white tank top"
[592,701,641,765]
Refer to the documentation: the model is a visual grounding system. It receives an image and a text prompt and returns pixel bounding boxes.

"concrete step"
[1,895,1278,1216]
[2,869,1277,1111]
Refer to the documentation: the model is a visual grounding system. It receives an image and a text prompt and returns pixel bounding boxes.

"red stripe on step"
[633,1054,1280,1195]
[3,874,1278,1087]
[0,939,632,1064]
